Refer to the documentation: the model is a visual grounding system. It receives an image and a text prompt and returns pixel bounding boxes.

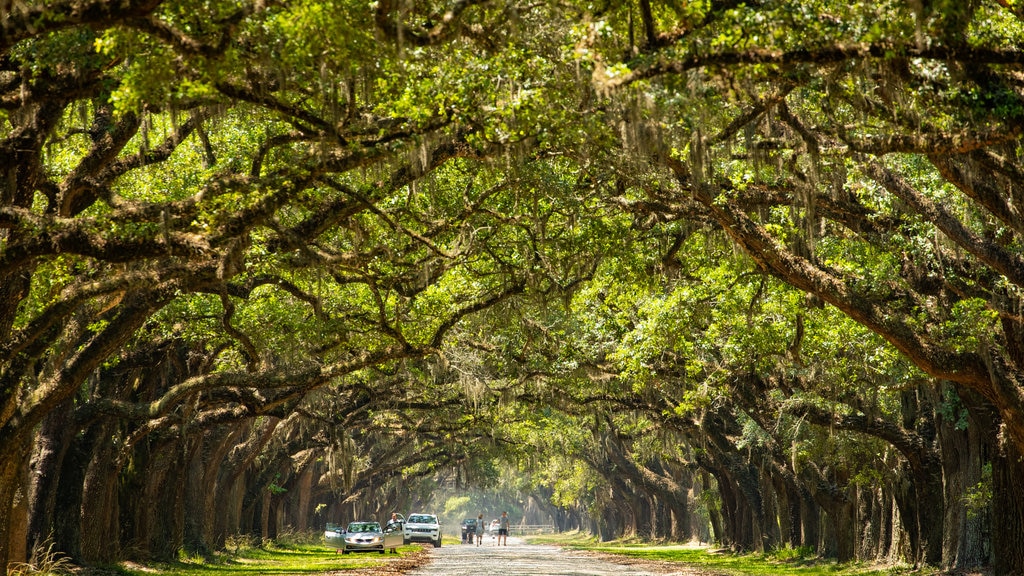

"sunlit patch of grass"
[526,533,922,576]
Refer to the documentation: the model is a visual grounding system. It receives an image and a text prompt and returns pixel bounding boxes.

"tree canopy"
[4,0,1024,574]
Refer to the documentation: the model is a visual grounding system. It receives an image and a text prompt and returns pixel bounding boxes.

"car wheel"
[403,538,410,545]
[341,550,349,555]
[379,550,385,554]
[433,539,441,548]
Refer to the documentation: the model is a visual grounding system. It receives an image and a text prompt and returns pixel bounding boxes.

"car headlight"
[371,536,381,543]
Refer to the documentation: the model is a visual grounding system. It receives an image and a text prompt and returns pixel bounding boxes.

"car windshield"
[408,515,436,524]
[347,522,380,533]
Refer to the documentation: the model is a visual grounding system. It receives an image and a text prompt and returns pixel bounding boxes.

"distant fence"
[510,524,557,535]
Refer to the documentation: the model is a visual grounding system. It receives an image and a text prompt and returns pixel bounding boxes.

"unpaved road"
[404,536,694,576]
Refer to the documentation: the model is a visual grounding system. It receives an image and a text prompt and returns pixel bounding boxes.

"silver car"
[335,521,403,554]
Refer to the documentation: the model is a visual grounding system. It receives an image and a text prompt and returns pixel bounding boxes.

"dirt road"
[403,536,701,576]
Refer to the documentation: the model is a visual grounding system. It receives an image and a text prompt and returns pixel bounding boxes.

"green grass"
[526,532,922,576]
[103,541,419,576]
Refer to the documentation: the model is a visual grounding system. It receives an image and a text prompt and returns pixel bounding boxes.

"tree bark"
[79,420,121,563]
[991,442,1024,574]
[27,399,74,558]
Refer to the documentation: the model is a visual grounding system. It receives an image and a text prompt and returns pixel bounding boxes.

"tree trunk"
[876,488,894,561]
[182,432,210,556]
[294,464,313,533]
[991,442,1024,575]
[0,451,18,573]
[28,400,74,557]
[856,486,874,560]
[956,418,989,567]
[759,473,780,550]
[772,474,801,548]
[830,495,857,562]
[8,450,30,568]
[698,472,720,544]
[710,469,737,548]
[799,483,820,551]
[80,421,121,563]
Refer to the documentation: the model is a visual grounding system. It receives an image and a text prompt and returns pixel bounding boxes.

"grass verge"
[525,532,922,576]
[79,540,429,576]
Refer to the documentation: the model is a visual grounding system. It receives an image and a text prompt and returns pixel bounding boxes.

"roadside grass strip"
[106,543,421,576]
[527,533,916,576]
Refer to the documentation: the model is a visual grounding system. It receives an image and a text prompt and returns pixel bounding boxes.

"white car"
[403,513,441,547]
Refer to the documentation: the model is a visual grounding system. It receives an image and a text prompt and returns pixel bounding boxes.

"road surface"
[404,536,693,576]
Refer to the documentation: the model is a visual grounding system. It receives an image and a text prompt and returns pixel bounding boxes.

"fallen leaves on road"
[324,545,433,575]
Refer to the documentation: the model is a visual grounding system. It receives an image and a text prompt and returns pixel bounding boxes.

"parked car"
[460,518,478,543]
[488,519,500,535]
[337,521,403,554]
[403,513,442,547]
[323,522,346,550]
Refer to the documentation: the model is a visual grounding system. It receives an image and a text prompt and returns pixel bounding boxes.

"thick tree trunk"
[956,417,989,567]
[673,469,692,541]
[937,386,991,569]
[294,465,313,533]
[708,451,766,551]
[0,452,19,573]
[150,440,185,561]
[8,450,30,568]
[991,443,1024,575]
[183,434,210,556]
[28,400,75,556]
[772,474,801,549]
[856,486,876,560]
[697,472,720,544]
[830,496,857,562]
[759,474,780,550]
[50,432,90,563]
[799,484,820,552]
[892,471,921,565]
[876,488,894,561]
[711,470,737,548]
[0,415,33,572]
[917,459,945,566]
[80,422,121,563]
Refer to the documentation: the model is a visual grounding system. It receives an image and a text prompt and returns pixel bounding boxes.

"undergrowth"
[8,537,74,576]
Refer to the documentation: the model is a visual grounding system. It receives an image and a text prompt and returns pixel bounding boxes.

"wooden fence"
[510,524,557,535]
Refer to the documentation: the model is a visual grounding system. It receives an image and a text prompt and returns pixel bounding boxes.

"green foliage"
[963,462,993,520]
[443,495,472,518]
[8,0,1024,569]
[769,544,817,562]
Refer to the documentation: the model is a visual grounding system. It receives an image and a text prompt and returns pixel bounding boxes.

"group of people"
[469,510,510,546]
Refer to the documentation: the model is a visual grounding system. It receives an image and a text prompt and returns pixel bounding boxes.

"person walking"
[476,513,485,546]
[498,511,510,545]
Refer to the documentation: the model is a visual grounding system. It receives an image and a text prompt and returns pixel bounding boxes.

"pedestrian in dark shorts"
[498,511,510,545]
